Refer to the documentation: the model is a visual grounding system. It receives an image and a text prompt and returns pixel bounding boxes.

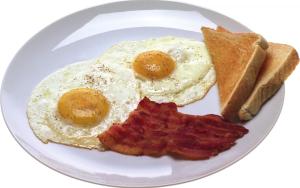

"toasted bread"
[239,43,299,120]
[201,27,268,122]
[216,27,299,120]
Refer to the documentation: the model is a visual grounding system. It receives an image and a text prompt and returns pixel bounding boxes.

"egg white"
[27,59,140,149]
[27,36,216,149]
[98,36,216,105]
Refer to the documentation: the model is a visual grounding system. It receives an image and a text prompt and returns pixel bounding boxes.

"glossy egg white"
[98,36,216,105]
[27,59,140,149]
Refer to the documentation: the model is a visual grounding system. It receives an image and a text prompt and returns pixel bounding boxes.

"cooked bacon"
[98,97,248,160]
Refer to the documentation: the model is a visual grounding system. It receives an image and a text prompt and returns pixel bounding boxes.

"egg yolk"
[57,88,109,128]
[133,51,176,80]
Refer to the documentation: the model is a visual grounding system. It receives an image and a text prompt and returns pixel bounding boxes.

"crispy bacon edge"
[98,97,248,160]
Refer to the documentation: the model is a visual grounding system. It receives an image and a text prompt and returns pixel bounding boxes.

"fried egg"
[98,36,216,105]
[27,59,140,149]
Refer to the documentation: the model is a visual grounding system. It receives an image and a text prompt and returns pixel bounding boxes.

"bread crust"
[239,43,299,120]
[202,27,268,122]
[222,45,267,121]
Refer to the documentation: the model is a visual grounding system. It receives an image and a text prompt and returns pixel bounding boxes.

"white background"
[0,0,299,187]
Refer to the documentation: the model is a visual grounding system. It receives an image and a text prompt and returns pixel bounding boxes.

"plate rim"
[0,0,285,187]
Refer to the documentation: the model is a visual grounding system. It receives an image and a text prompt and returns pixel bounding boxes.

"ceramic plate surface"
[1,1,284,187]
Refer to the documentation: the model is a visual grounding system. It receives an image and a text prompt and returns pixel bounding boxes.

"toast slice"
[216,27,299,120]
[239,42,299,120]
[201,27,268,122]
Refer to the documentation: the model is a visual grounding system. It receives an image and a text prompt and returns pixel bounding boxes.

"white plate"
[1,1,284,187]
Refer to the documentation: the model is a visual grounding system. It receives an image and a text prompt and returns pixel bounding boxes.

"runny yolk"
[133,50,176,80]
[57,88,109,128]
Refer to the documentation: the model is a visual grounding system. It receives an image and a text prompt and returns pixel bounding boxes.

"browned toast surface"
[239,43,299,120]
[201,27,268,121]
[214,26,299,120]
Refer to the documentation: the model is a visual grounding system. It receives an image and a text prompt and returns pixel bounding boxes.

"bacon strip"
[98,97,248,160]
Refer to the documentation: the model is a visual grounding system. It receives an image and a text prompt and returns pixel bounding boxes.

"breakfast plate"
[1,0,285,187]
